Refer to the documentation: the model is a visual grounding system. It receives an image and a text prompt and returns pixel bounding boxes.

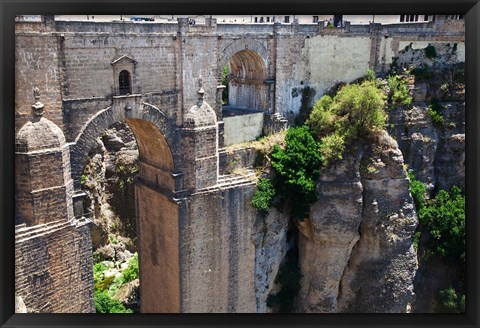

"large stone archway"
[220,40,272,112]
[70,98,181,312]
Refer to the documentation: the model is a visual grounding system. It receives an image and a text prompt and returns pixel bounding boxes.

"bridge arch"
[220,40,271,111]
[71,102,179,192]
[71,101,181,313]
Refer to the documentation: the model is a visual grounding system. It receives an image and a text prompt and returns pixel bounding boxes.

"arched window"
[119,70,131,95]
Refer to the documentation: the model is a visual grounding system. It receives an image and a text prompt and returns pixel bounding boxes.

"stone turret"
[181,77,219,191]
[15,87,74,225]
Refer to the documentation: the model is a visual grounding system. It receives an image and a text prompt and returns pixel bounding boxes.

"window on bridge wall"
[119,70,132,95]
[110,55,137,96]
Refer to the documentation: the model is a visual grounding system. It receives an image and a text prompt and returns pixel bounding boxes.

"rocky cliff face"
[389,44,465,193]
[293,132,418,313]
[81,122,139,259]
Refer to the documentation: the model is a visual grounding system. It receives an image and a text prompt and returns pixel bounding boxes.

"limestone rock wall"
[252,208,289,312]
[295,132,418,313]
[295,147,365,313]
[337,134,417,313]
[388,62,465,192]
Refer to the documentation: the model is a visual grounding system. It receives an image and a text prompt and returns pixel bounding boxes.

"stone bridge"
[14,15,464,313]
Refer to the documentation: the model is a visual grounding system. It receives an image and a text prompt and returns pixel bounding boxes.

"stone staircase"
[15,217,91,243]
[217,169,257,188]
[15,220,71,243]
[198,169,257,193]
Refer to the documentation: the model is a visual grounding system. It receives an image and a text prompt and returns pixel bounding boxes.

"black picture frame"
[1,0,479,327]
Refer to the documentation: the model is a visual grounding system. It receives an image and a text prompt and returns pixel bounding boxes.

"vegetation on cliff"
[253,63,465,313]
[409,171,465,312]
[252,77,388,221]
[93,252,139,313]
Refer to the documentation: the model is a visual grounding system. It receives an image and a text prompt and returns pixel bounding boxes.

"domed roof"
[16,117,66,153]
[184,101,217,128]
[184,77,217,128]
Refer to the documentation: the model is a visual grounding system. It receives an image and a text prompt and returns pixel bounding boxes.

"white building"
[54,14,463,25]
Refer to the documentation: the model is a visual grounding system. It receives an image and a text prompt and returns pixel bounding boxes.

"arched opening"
[119,70,132,95]
[223,50,269,112]
[77,115,179,313]
[82,122,140,313]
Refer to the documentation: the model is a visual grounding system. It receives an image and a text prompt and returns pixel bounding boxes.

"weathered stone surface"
[295,133,418,313]
[295,146,364,313]
[388,68,465,193]
[114,279,140,309]
[180,184,257,313]
[252,208,289,313]
[337,133,418,313]
[15,220,95,313]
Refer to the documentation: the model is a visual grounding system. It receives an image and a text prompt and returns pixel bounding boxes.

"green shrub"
[318,132,346,167]
[122,253,139,283]
[95,290,133,313]
[425,44,437,59]
[93,257,138,314]
[365,68,376,81]
[306,95,335,138]
[270,126,322,221]
[387,74,412,108]
[221,64,229,104]
[93,262,112,292]
[407,170,426,209]
[330,81,387,137]
[437,287,465,313]
[427,101,445,128]
[309,81,387,140]
[251,178,276,214]
[418,186,465,267]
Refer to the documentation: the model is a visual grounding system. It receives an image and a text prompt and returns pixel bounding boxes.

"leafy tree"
[270,126,322,221]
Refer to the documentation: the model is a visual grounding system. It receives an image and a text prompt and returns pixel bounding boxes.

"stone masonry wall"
[15,220,94,313]
[15,18,464,140]
[15,33,63,132]
[136,182,180,313]
[179,184,257,312]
